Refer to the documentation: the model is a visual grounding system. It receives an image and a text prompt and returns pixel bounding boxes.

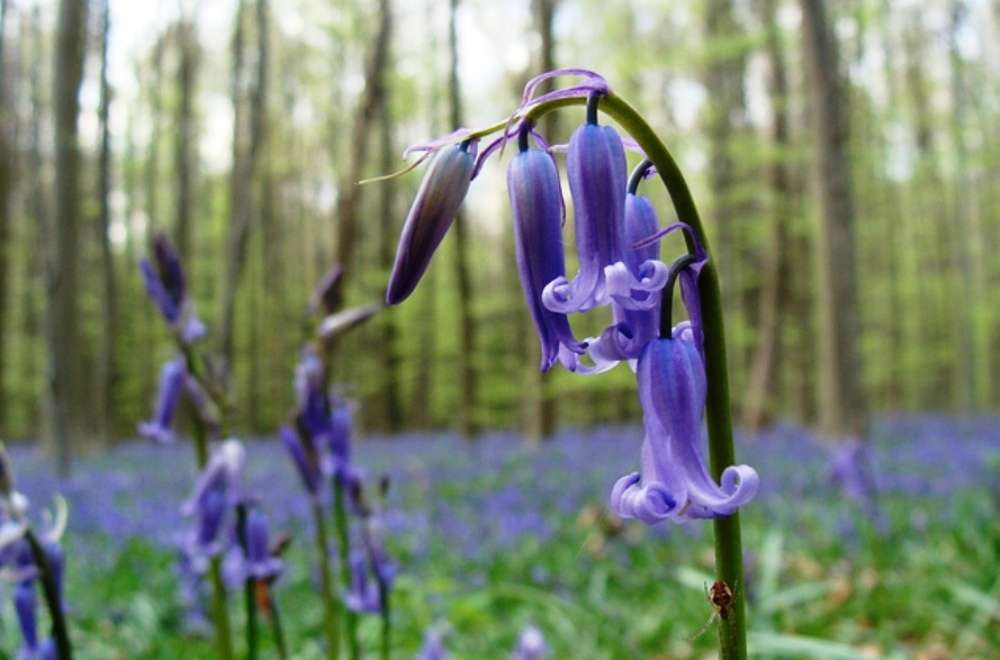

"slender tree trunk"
[327,0,391,315]
[378,89,403,432]
[97,0,117,443]
[447,0,478,439]
[799,0,866,437]
[875,0,906,409]
[174,17,197,264]
[523,0,559,442]
[743,0,792,432]
[947,1,979,409]
[902,13,955,409]
[25,6,46,432]
[219,0,268,370]
[47,0,89,473]
[0,0,13,435]
[702,0,750,410]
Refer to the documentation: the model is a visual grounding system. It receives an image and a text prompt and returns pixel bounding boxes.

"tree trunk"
[219,0,268,370]
[378,89,403,432]
[702,0,750,410]
[97,0,117,443]
[799,0,866,437]
[327,0,391,317]
[523,0,559,442]
[47,0,89,474]
[946,1,980,409]
[173,17,197,264]
[902,13,956,409]
[447,0,478,440]
[742,0,792,432]
[0,0,13,435]
[875,0,906,409]
[24,6,46,433]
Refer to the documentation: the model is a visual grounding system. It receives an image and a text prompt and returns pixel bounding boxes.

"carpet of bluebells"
[6,414,998,659]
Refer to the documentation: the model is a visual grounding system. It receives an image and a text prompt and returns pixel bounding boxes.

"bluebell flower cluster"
[383,69,758,523]
[0,445,68,659]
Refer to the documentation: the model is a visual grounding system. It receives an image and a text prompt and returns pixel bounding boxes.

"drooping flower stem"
[378,584,391,660]
[235,504,259,660]
[192,416,235,660]
[310,499,342,660]
[24,528,72,660]
[332,482,360,659]
[267,591,290,660]
[525,93,749,659]
[659,254,699,337]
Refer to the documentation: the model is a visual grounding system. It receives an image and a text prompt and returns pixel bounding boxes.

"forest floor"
[7,415,999,658]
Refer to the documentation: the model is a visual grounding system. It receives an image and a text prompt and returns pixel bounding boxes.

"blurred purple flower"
[507,144,586,372]
[385,142,478,305]
[13,581,57,660]
[139,233,205,344]
[417,627,448,660]
[512,625,547,660]
[138,357,187,444]
[243,508,283,581]
[343,552,383,614]
[828,439,884,531]
[182,440,244,568]
[281,426,322,496]
[611,325,758,523]
[290,350,356,488]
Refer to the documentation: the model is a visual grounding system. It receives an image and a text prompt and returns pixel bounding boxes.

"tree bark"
[742,0,792,432]
[378,86,403,432]
[447,0,478,439]
[799,0,866,437]
[219,0,268,370]
[327,0,391,316]
[946,1,980,409]
[47,0,89,473]
[902,12,956,408]
[702,0,750,407]
[173,17,198,264]
[0,0,13,435]
[97,0,117,443]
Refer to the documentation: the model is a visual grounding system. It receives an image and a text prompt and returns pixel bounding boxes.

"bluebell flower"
[291,350,357,487]
[243,508,282,581]
[182,440,244,568]
[828,440,884,531]
[507,143,586,371]
[13,581,57,660]
[139,233,205,343]
[417,627,449,660]
[175,547,212,635]
[541,107,667,316]
[610,276,758,522]
[343,552,383,614]
[385,141,478,304]
[138,357,187,443]
[281,426,322,496]
[512,625,547,660]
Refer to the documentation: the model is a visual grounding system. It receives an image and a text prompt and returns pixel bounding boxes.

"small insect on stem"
[709,580,735,621]
[691,580,736,641]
